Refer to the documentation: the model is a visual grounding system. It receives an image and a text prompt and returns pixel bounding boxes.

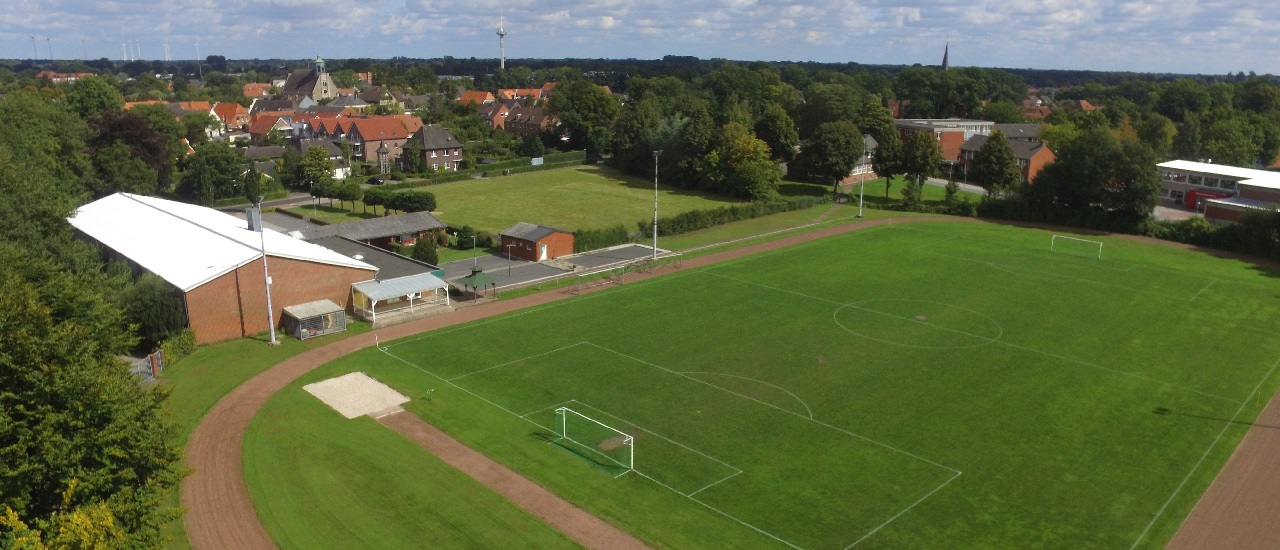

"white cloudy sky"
[4,0,1277,74]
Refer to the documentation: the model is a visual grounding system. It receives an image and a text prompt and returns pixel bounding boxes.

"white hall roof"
[69,193,375,292]
[1158,160,1280,189]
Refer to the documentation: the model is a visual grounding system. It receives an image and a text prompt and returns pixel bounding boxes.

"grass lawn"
[157,324,371,550]
[292,165,740,234]
[244,221,1280,548]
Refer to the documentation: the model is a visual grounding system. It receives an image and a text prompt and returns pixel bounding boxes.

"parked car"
[368,176,385,185]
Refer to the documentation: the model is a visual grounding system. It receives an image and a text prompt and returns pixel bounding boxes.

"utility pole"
[652,150,662,260]
[255,197,280,346]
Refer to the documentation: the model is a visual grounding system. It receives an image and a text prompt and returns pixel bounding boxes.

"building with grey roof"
[297,211,447,249]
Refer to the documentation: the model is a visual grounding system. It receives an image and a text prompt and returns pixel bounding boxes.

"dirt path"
[378,411,650,550]
[180,215,1280,549]
[1166,388,1280,549]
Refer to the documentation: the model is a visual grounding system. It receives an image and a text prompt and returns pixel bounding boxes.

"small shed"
[282,299,348,340]
[499,222,574,262]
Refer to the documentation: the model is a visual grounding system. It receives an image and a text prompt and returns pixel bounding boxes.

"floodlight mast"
[256,197,279,345]
[652,150,662,260]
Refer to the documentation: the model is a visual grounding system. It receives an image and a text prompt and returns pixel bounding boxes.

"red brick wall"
[501,232,575,261]
[538,232,575,260]
[1239,185,1280,203]
[1204,204,1243,223]
[184,256,374,344]
[938,132,967,161]
[1026,147,1056,183]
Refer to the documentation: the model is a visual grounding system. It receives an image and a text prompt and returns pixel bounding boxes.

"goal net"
[1050,235,1103,259]
[555,407,634,475]
[569,265,627,295]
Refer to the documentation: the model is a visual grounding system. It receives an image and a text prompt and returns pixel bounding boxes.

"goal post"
[1050,235,1103,259]
[555,407,634,474]
[569,265,627,295]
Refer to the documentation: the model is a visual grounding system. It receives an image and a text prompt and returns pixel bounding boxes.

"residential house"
[896,118,996,161]
[497,88,543,101]
[959,134,1056,183]
[292,138,350,179]
[37,71,94,84]
[243,83,273,98]
[213,102,251,132]
[280,56,339,101]
[347,118,414,172]
[502,104,558,138]
[247,114,293,145]
[239,146,285,161]
[329,94,369,113]
[359,86,404,112]
[478,101,512,130]
[458,90,496,105]
[250,97,306,116]
[407,124,464,172]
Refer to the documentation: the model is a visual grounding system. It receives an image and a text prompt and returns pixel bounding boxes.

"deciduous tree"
[969,130,1023,197]
[794,120,863,198]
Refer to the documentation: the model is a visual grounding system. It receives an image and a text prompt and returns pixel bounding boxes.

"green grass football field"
[245,220,1280,548]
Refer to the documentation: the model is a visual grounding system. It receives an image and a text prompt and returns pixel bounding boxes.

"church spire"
[941,43,949,71]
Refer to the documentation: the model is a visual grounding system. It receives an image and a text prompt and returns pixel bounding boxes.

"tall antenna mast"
[195,39,202,77]
[497,13,507,70]
[46,38,52,61]
[81,37,86,61]
[164,39,171,62]
[29,36,37,60]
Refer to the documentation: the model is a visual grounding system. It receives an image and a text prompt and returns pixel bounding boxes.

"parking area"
[439,244,664,290]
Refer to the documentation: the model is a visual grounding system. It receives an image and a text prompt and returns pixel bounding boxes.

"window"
[1190,175,1203,186]
[1221,180,1237,190]
[1170,190,1185,202]
[432,164,438,170]
[1205,178,1220,188]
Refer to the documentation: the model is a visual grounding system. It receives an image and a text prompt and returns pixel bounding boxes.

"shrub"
[412,239,439,266]
[159,328,197,364]
[126,274,187,351]
[637,196,829,238]
[574,225,631,252]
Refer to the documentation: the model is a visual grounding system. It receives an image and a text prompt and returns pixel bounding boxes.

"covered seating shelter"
[455,266,497,298]
[351,272,450,322]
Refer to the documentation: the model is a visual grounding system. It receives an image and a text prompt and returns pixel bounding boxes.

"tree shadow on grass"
[1153,407,1280,429]
[530,431,629,476]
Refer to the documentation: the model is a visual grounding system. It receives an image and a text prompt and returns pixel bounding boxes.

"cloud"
[0,0,1274,74]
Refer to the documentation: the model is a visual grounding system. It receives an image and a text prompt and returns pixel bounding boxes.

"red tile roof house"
[347,118,413,173]
[68,193,376,344]
[499,223,575,262]
[457,90,496,105]
[478,101,512,130]
[213,102,251,132]
[243,82,273,97]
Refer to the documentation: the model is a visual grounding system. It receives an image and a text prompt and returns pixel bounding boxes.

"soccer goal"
[555,407,634,475]
[568,265,627,295]
[1050,235,1103,259]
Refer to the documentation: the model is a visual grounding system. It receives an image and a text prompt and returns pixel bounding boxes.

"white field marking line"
[1129,353,1280,549]
[995,341,1236,403]
[694,224,900,274]
[448,342,589,381]
[844,470,963,548]
[563,399,742,474]
[678,210,886,255]
[909,234,959,251]
[888,224,1143,272]
[378,267,711,353]
[519,399,579,419]
[923,249,1177,299]
[631,470,805,550]
[704,270,1236,404]
[681,371,815,420]
[687,470,743,498]
[1190,278,1218,301]
[706,272,1001,346]
[582,343,961,475]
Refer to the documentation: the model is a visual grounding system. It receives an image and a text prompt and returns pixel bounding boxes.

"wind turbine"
[29,35,37,60]
[497,12,507,70]
[46,38,52,61]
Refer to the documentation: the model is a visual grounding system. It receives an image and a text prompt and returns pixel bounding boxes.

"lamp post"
[858,150,872,218]
[470,235,477,267]
[506,243,515,276]
[256,197,279,346]
[652,150,662,260]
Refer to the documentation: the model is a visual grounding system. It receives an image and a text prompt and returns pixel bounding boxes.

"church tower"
[941,43,949,71]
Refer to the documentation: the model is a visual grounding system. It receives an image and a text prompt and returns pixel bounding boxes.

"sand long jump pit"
[303,372,410,419]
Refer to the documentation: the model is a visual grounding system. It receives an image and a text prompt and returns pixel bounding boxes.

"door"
[539,243,547,261]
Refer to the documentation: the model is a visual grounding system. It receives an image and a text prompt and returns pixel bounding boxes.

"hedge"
[637,196,830,238]
[159,328,197,364]
[574,225,631,253]
[381,160,586,191]
[213,190,288,208]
